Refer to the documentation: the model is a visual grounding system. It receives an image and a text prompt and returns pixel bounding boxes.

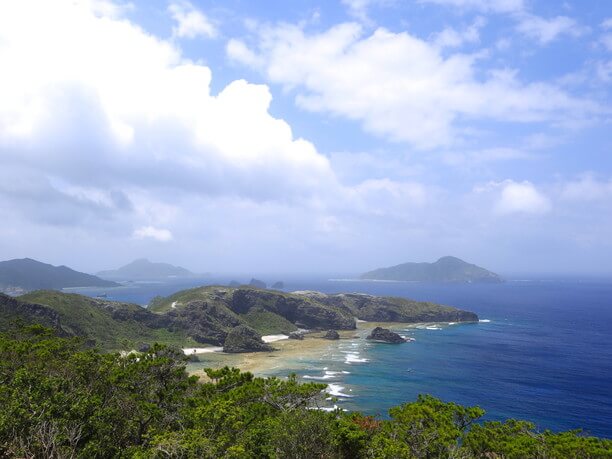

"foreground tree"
[0,327,610,458]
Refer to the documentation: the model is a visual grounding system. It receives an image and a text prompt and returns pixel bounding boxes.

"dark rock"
[0,293,68,336]
[322,330,339,340]
[249,278,266,288]
[137,343,151,352]
[229,288,356,330]
[223,325,274,353]
[295,291,478,324]
[288,331,304,340]
[366,327,406,343]
[186,353,200,362]
[271,281,284,289]
[167,300,243,346]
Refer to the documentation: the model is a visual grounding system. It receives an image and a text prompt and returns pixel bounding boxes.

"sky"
[0,0,611,276]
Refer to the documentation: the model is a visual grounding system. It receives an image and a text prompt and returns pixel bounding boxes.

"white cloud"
[560,175,612,202]
[599,18,612,52]
[515,14,584,45]
[492,180,551,215]
[433,17,485,49]
[133,226,173,241]
[229,22,598,149]
[418,0,524,14]
[168,0,216,39]
[341,0,394,23]
[0,0,341,236]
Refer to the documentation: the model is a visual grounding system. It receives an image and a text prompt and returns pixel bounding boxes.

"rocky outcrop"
[249,278,266,288]
[288,331,304,340]
[223,325,274,353]
[322,330,340,340]
[229,288,356,331]
[0,293,68,335]
[167,301,243,346]
[366,327,406,344]
[294,291,478,324]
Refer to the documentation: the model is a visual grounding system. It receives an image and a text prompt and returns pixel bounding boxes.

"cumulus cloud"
[168,1,217,39]
[228,22,598,149]
[475,180,551,215]
[0,0,438,271]
[0,0,339,230]
[133,226,173,242]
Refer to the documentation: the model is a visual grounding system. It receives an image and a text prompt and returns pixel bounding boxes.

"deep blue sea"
[70,277,612,438]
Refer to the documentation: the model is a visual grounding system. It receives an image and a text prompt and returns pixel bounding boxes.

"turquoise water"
[71,277,612,438]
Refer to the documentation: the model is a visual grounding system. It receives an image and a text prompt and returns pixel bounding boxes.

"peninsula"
[1,285,477,352]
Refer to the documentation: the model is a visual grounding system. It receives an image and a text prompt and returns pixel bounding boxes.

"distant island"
[97,258,196,280]
[361,256,502,283]
[0,258,119,294]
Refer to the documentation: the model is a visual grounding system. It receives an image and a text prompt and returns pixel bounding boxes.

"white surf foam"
[344,352,369,364]
[479,319,491,323]
[327,384,353,398]
[426,326,441,330]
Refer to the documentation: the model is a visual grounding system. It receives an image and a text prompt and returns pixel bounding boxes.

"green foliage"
[242,309,298,335]
[18,290,196,350]
[0,327,610,458]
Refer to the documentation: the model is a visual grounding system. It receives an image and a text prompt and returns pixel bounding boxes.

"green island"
[361,256,503,283]
[0,326,610,458]
[1,286,478,352]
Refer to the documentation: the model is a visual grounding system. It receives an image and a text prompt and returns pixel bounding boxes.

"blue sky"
[0,0,611,275]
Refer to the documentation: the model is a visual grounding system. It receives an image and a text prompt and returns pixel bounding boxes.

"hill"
[97,258,195,280]
[0,258,119,293]
[361,256,502,283]
[16,291,194,349]
[1,286,477,351]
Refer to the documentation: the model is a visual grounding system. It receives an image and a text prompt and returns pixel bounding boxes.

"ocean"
[70,277,612,438]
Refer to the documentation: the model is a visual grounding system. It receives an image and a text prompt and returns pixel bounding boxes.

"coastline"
[186,321,446,379]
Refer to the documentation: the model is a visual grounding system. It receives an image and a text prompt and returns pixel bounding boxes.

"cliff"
[293,291,479,323]
[2,285,478,351]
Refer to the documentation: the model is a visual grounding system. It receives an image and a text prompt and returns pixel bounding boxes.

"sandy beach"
[186,322,424,379]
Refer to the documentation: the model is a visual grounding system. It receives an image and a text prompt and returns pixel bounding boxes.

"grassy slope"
[242,310,297,335]
[148,286,230,313]
[19,291,197,350]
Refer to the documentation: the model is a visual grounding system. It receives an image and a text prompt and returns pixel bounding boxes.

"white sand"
[182,347,223,355]
[261,334,289,343]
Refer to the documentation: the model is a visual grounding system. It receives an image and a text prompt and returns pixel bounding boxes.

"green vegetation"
[0,327,609,458]
[3,285,479,352]
[16,291,197,350]
[243,309,298,335]
[361,256,502,283]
